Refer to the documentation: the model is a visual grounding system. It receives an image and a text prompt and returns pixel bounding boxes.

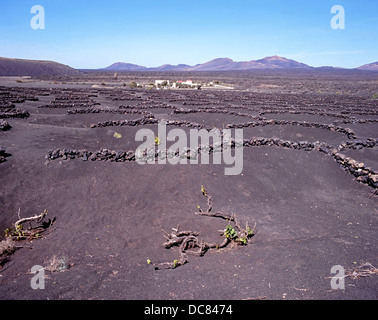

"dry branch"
[152,187,256,270]
[1,209,56,269]
[5,209,55,241]
[14,208,47,230]
[346,262,378,279]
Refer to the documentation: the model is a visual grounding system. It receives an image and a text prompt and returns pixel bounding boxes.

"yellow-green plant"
[113,132,122,139]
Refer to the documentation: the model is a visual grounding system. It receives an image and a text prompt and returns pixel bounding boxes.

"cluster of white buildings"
[148,79,232,90]
[155,79,200,89]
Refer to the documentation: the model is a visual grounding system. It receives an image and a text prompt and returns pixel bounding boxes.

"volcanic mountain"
[104,62,148,71]
[254,55,311,69]
[357,61,378,71]
[0,57,83,78]
[103,56,313,71]
[150,63,192,71]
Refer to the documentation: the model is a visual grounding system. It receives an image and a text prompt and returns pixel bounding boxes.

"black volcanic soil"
[0,71,377,300]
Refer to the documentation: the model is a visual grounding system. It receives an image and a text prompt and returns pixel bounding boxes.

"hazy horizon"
[1,0,377,69]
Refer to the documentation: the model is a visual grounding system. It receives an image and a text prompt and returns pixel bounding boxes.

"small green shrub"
[224,224,237,240]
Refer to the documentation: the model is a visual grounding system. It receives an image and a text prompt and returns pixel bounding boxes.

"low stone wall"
[338,138,377,150]
[44,136,377,190]
[226,120,357,139]
[259,109,354,119]
[333,118,378,125]
[173,107,263,120]
[38,102,99,108]
[0,108,29,119]
[332,151,378,188]
[67,108,152,117]
[119,102,176,110]
[89,116,213,131]
[45,148,136,163]
[89,117,159,128]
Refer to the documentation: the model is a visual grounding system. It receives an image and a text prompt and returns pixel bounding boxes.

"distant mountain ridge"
[103,55,313,71]
[105,62,148,71]
[1,56,377,76]
[0,57,83,77]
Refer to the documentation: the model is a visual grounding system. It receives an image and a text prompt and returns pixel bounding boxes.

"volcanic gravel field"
[0,71,377,300]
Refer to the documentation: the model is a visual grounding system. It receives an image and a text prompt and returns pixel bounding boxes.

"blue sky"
[1,0,377,69]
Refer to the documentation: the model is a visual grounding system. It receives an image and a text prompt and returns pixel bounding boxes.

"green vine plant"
[1,209,56,269]
[149,186,256,270]
[4,209,55,241]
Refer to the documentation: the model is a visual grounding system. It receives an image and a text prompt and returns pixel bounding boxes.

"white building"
[182,80,193,85]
